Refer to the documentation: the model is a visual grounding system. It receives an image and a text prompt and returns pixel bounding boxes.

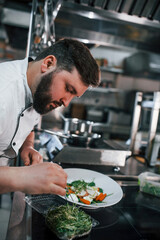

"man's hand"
[0,162,68,196]
[20,146,43,166]
[20,131,43,165]
[20,162,68,195]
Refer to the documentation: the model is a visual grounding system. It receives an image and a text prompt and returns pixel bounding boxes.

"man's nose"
[63,95,74,107]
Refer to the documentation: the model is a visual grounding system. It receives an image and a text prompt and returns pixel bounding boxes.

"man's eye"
[66,85,75,94]
[65,85,69,92]
[66,85,71,93]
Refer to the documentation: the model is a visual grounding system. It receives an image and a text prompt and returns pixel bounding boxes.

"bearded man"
[0,38,100,195]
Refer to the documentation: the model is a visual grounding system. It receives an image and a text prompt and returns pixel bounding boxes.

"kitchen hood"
[1,0,160,54]
[54,0,160,53]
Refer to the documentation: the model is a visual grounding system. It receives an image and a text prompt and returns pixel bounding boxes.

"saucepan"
[35,128,101,147]
[59,113,94,135]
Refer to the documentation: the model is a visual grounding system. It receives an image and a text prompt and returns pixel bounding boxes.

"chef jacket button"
[13,142,16,146]
[21,113,24,117]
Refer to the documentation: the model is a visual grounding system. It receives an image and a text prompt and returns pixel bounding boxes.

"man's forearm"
[0,162,68,195]
[0,166,21,194]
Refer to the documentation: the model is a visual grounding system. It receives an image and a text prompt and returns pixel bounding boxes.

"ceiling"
[0,0,160,55]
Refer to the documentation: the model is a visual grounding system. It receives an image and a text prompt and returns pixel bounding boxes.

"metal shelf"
[100,66,124,74]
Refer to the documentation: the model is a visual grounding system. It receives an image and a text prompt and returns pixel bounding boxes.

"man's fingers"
[51,163,68,187]
[23,157,30,166]
[20,162,68,195]
[51,174,67,189]
[31,153,43,165]
[49,183,66,196]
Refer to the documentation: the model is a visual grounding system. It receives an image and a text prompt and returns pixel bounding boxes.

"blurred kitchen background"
[0,1,160,239]
[0,0,160,162]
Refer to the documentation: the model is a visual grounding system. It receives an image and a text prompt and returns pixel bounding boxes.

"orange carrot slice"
[98,193,107,201]
[79,198,91,205]
[68,189,75,194]
[95,192,103,201]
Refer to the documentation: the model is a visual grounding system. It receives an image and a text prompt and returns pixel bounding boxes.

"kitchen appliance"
[2,0,160,55]
[54,139,131,167]
[36,108,131,166]
[129,92,160,166]
[35,127,131,167]
[35,128,101,148]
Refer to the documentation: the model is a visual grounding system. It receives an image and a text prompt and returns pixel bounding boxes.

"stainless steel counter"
[54,145,131,167]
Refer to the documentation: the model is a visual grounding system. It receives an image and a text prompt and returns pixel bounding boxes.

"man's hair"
[35,38,100,87]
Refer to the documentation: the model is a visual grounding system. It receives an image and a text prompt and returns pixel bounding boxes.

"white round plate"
[59,168,123,209]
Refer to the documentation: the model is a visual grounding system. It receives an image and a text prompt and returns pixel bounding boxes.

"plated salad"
[66,180,112,205]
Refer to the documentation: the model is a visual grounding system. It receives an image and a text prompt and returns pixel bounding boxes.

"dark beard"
[33,71,62,114]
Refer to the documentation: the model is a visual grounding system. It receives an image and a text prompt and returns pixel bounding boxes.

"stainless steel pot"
[60,114,94,135]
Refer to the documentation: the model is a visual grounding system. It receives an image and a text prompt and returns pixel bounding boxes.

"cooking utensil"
[35,128,101,147]
[59,113,95,135]
[35,128,70,139]
[65,187,75,204]
[67,132,101,147]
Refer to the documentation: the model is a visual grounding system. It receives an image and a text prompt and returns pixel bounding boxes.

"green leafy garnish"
[69,180,88,193]
[98,187,103,193]
[142,182,160,197]
[45,204,92,240]
[88,181,96,187]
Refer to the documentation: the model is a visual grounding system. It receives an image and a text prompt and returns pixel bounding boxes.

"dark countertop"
[31,185,160,240]
[6,157,160,240]
[6,185,160,240]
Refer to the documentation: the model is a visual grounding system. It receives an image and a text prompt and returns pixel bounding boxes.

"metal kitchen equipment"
[26,0,62,58]
[59,113,94,135]
[2,0,160,55]
[124,52,160,80]
[35,128,101,148]
[48,113,131,167]
[63,118,94,135]
[35,127,131,167]
[54,139,131,167]
[129,91,160,166]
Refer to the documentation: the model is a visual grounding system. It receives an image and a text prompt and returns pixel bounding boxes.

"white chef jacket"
[0,58,40,160]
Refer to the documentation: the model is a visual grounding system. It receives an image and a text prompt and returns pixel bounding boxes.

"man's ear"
[41,55,57,73]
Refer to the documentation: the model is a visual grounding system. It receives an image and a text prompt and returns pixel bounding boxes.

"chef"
[0,38,100,195]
